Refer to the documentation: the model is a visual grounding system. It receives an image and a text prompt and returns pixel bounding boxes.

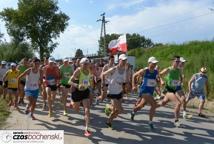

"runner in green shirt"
[60,58,73,116]
[158,56,184,127]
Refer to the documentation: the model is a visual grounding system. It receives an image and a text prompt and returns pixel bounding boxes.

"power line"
[140,11,214,33]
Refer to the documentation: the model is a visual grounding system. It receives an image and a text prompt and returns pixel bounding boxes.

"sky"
[0,0,214,58]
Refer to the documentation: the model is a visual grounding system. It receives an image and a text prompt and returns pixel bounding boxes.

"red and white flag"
[118,34,127,52]
[108,34,127,54]
[108,39,118,54]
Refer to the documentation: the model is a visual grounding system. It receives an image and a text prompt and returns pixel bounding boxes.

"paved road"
[3,95,214,144]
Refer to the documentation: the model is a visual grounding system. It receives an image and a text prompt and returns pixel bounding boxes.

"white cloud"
[0,0,18,42]
[106,0,214,43]
[107,0,144,10]
[53,24,100,59]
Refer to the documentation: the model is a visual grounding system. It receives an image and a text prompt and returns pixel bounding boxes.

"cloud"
[0,0,18,42]
[53,24,100,58]
[107,0,144,10]
[106,0,214,43]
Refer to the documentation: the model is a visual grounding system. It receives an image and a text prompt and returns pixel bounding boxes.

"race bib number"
[47,76,56,85]
[29,83,38,89]
[82,79,89,87]
[171,80,180,87]
[146,79,157,87]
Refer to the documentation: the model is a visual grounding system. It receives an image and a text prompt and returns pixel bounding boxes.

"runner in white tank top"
[18,58,42,120]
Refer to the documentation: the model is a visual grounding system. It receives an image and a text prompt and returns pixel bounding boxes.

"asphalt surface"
[3,95,214,144]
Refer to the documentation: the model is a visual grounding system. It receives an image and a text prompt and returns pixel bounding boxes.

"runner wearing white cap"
[68,57,92,137]
[103,54,128,128]
[131,56,161,130]
[3,63,20,108]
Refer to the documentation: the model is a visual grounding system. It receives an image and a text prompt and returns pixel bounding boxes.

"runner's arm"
[68,68,80,88]
[188,75,195,92]
[159,68,169,85]
[17,68,31,82]
[39,69,43,89]
[132,68,144,90]
[102,66,116,78]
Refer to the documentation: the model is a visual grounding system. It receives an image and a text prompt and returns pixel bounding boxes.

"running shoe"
[149,123,154,130]
[174,120,180,127]
[131,111,135,121]
[31,114,36,120]
[48,111,53,117]
[105,121,112,128]
[198,113,207,118]
[63,110,68,116]
[84,130,92,137]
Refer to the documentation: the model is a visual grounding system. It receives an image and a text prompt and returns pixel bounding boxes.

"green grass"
[128,41,214,100]
[0,98,10,127]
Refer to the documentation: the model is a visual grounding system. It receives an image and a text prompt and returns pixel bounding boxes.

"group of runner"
[0,54,209,137]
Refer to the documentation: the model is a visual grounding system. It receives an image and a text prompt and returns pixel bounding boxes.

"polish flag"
[118,34,127,52]
[108,39,118,54]
[108,34,127,54]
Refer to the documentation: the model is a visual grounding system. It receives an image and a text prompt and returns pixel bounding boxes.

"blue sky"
[0,0,214,58]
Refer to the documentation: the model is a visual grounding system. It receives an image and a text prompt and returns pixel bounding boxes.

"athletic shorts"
[71,88,90,102]
[61,84,71,89]
[0,81,2,86]
[187,91,206,101]
[20,80,26,86]
[139,92,153,97]
[163,85,182,94]
[47,85,57,91]
[107,93,123,100]
[8,88,18,94]
[25,89,39,100]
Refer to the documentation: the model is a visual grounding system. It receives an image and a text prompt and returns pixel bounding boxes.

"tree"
[0,42,34,62]
[0,0,69,59]
[75,49,84,58]
[98,33,154,55]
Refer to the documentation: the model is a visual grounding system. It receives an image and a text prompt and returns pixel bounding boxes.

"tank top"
[191,73,208,94]
[165,67,181,89]
[108,66,126,95]
[60,65,72,85]
[78,69,91,91]
[140,68,158,90]
[45,66,59,86]
[25,69,40,90]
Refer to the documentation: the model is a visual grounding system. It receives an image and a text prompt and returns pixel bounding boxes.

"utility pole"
[97,12,109,56]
